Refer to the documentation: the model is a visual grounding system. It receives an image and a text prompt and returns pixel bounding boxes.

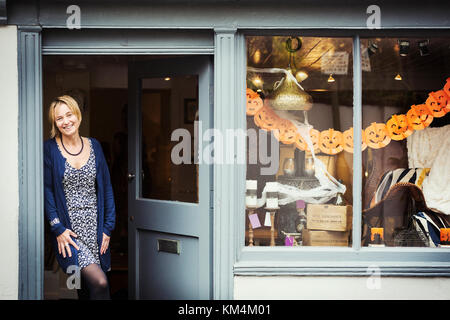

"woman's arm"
[102,163,116,237]
[44,141,66,236]
[44,141,79,258]
[95,138,116,237]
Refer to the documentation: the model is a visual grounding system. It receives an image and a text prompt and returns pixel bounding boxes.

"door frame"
[127,56,214,299]
[18,27,239,300]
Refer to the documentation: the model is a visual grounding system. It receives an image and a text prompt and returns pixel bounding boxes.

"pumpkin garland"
[246,77,450,155]
[386,114,413,141]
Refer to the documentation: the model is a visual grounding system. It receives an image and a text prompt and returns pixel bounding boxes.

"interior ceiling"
[247,36,450,91]
[42,36,450,93]
[42,55,180,72]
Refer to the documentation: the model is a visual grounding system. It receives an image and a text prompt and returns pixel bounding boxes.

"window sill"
[234,246,450,276]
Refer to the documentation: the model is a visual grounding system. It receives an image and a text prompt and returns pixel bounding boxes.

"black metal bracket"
[0,0,6,25]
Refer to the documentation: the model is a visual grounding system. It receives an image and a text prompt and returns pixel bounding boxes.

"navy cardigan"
[44,137,116,273]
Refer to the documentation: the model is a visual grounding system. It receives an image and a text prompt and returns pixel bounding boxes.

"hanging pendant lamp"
[269,69,313,111]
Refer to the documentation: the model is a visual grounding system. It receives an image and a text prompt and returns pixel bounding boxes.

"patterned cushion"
[372,168,430,205]
[370,168,448,247]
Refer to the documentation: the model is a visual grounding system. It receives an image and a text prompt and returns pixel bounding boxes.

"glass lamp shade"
[269,72,313,111]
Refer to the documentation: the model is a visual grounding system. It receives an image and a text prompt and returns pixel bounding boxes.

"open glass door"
[128,56,213,299]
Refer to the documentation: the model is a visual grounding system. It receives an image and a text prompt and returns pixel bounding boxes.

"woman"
[44,95,116,300]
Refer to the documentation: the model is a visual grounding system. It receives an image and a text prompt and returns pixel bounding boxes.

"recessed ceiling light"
[398,40,410,56]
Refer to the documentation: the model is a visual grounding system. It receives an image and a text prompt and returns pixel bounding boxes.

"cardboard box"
[306,204,352,232]
[303,229,349,247]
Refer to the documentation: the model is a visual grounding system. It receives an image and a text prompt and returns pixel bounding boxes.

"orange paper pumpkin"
[295,128,320,153]
[425,91,448,118]
[273,119,299,144]
[386,114,414,141]
[342,127,368,153]
[254,105,280,131]
[319,129,344,155]
[443,79,450,113]
[444,78,450,113]
[246,88,264,116]
[440,228,450,244]
[444,78,450,95]
[406,104,433,130]
[365,122,391,149]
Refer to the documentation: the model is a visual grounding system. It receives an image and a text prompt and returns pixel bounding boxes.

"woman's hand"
[56,229,79,258]
[100,233,110,255]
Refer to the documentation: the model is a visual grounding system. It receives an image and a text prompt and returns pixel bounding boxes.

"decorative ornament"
[342,128,367,153]
[319,129,344,155]
[406,104,433,130]
[443,78,450,113]
[246,88,264,115]
[365,122,391,149]
[269,70,313,111]
[294,128,320,153]
[386,114,414,141]
[443,78,450,102]
[247,76,449,154]
[273,119,299,145]
[425,90,448,118]
[254,105,280,131]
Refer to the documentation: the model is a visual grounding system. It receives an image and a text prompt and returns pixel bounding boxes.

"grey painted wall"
[7,1,450,30]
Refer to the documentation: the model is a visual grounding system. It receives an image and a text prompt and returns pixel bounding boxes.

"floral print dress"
[60,138,100,269]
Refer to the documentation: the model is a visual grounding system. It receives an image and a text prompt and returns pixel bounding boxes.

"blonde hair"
[48,95,82,138]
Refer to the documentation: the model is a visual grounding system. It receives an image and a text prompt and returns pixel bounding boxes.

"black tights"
[77,264,111,300]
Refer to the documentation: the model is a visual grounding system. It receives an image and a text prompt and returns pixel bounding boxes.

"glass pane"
[140,76,199,203]
[361,37,450,247]
[245,36,353,247]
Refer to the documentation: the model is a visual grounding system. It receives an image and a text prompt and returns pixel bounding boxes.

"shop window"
[245,36,354,247]
[361,37,450,248]
[244,35,450,250]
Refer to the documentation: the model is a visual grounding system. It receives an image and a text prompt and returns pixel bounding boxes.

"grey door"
[128,56,213,300]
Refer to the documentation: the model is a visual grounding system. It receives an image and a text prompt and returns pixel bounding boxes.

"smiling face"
[54,102,81,138]
[365,122,391,149]
[319,128,343,155]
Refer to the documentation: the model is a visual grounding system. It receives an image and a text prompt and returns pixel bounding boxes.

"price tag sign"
[361,45,371,72]
[321,51,349,75]
[249,213,261,229]
[264,212,271,227]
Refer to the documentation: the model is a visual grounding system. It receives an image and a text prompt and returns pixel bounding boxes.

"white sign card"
[321,51,349,75]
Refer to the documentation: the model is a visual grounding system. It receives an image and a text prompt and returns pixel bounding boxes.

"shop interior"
[244,36,450,248]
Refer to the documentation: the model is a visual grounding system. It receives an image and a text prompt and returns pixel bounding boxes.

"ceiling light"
[164,77,171,81]
[394,73,402,81]
[368,41,378,56]
[295,70,309,83]
[418,40,430,56]
[269,70,313,111]
[252,76,263,87]
[253,50,261,64]
[398,40,410,57]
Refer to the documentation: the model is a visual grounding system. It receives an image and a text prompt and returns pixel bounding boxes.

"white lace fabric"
[407,124,450,215]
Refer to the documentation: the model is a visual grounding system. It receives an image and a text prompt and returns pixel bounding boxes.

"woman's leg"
[80,263,111,300]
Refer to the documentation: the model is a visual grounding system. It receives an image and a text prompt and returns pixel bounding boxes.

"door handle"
[128,173,136,182]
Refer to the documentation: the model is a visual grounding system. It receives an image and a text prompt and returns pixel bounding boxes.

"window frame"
[234,29,450,276]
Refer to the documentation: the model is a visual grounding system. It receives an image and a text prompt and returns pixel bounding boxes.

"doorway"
[42,55,213,300]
